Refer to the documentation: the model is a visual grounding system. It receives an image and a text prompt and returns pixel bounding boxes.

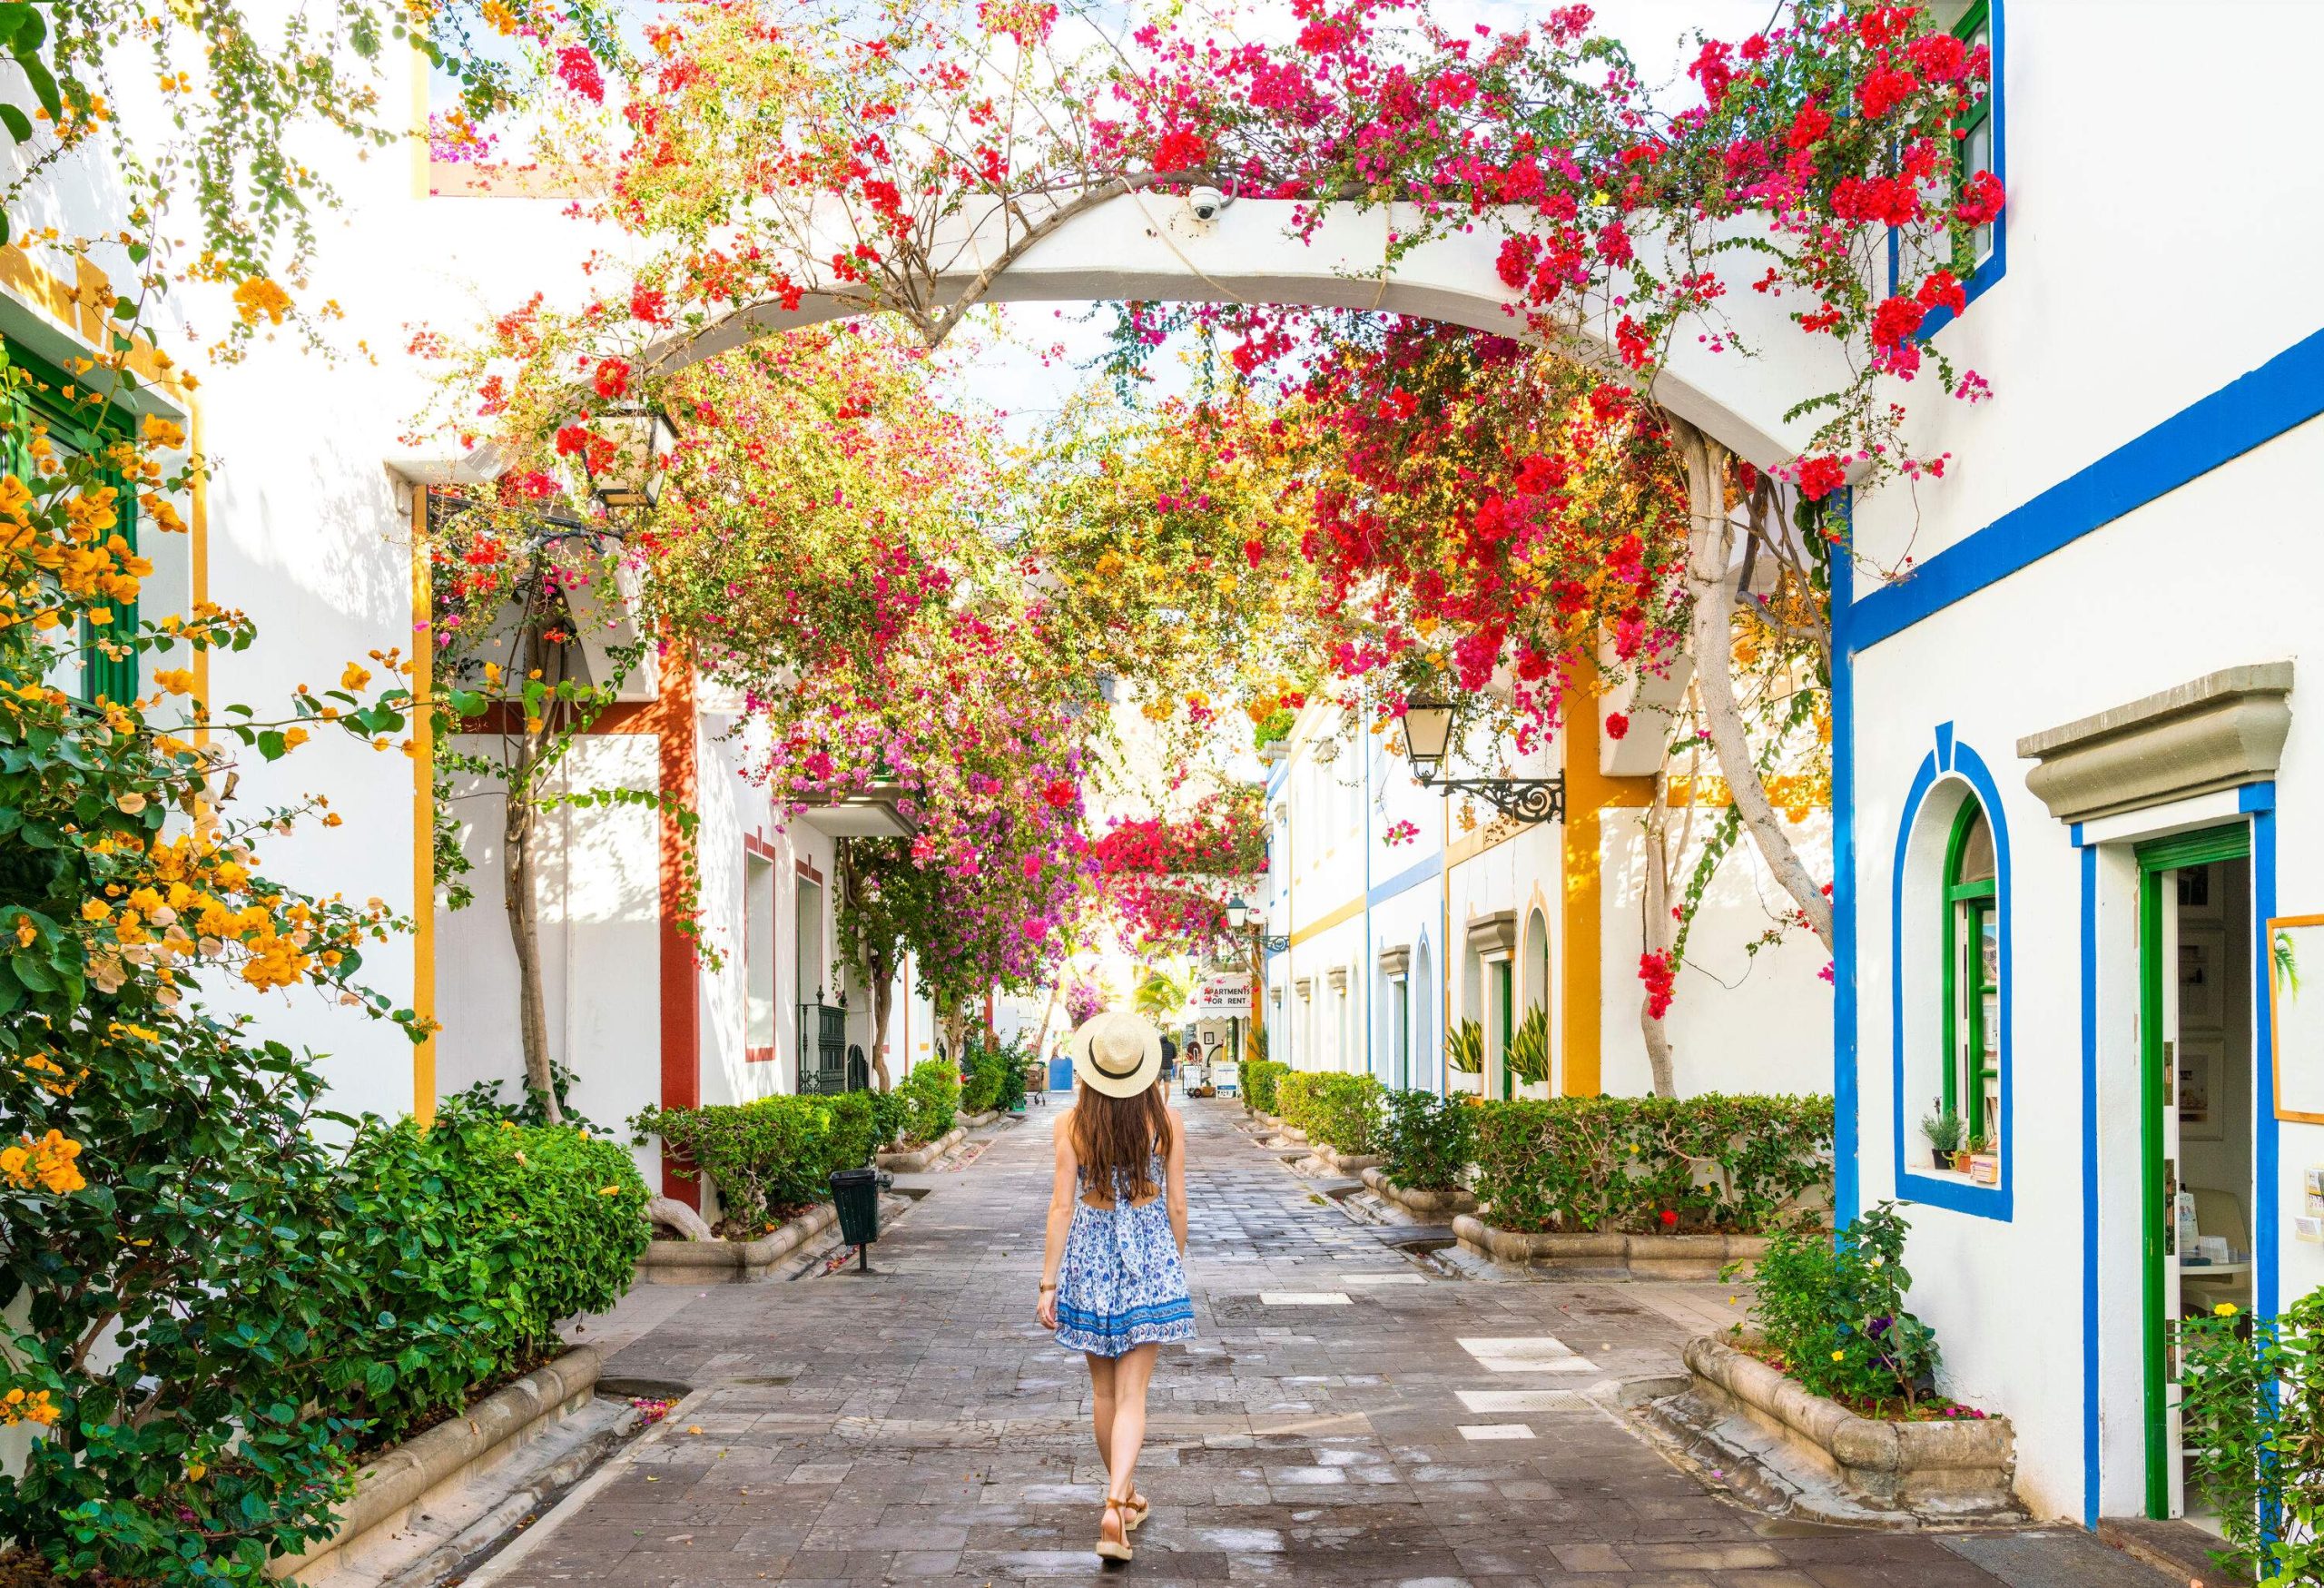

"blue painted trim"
[1851,324,2324,654]
[2078,838,2100,1527]
[1895,0,2005,338]
[2256,794,2280,1320]
[1369,852,1443,908]
[1889,733,2014,1220]
[2241,782,2278,814]
[1831,488,1860,1228]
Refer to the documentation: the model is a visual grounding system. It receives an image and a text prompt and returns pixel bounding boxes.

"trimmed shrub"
[1277,1072,1384,1155]
[821,1088,905,1171]
[1470,1093,1832,1233]
[960,1032,1028,1115]
[897,1059,960,1145]
[1242,1058,1289,1116]
[334,1103,648,1443]
[635,1089,905,1226]
[1381,1089,1475,1191]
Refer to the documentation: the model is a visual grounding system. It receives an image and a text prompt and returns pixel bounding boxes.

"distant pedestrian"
[1037,1010,1194,1563]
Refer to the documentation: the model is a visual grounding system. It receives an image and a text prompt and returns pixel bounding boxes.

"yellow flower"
[11,916,31,949]
[283,727,309,749]
[232,277,293,327]
[341,662,371,692]
[1830,1349,1845,1361]
[598,1185,621,1196]
[2213,1302,2239,1317]
[153,667,195,695]
[81,899,110,922]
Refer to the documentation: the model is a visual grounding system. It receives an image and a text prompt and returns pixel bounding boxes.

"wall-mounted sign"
[2268,915,2324,1123]
[1190,972,1251,1016]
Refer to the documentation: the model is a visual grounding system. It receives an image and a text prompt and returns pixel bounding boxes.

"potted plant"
[1920,1103,1965,1171]
[1966,1134,1999,1186]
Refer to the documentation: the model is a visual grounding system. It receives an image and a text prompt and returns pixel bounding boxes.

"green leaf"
[0,103,30,143]
[257,730,288,760]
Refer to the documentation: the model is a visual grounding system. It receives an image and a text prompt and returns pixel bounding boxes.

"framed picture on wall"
[2178,1034,2223,1141]
[2267,915,2324,1124]
[2181,925,2227,1032]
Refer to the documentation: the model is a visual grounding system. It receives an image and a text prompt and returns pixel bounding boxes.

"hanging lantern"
[583,405,676,509]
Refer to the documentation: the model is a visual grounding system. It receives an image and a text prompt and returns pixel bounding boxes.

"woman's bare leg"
[1102,1343,1160,1538]
[1085,1352,1118,1485]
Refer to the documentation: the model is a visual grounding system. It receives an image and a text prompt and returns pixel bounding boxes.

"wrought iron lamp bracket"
[1420,773,1565,825]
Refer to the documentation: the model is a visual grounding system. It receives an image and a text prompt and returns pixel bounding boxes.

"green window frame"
[1941,798,2000,1145]
[1495,960,1513,1100]
[1,336,141,705]
[1950,0,1996,278]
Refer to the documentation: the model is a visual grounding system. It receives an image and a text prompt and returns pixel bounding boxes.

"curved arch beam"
[644,193,1846,469]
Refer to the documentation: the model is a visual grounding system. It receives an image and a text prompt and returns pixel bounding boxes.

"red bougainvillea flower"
[1604,712,1630,741]
[556,45,605,104]
[1659,1208,1679,1228]
[1154,127,1208,172]
[592,358,631,399]
[1639,951,1677,1021]
[1042,778,1076,808]
[1794,456,1849,501]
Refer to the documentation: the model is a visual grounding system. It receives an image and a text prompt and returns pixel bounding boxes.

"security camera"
[1187,185,1232,222]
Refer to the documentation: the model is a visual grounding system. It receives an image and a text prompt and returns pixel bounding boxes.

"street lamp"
[582,405,677,510]
[1390,695,1565,826]
[1223,894,1288,954]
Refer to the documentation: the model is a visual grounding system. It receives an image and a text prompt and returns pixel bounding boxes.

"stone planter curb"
[1452,1214,1770,1278]
[1310,1143,1384,1175]
[269,1346,603,1581]
[635,1203,838,1280]
[960,1109,1000,1129]
[1360,1167,1479,1216]
[877,1123,967,1172]
[1680,1335,2019,1516]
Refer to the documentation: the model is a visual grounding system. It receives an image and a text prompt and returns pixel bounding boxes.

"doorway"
[2137,829,2255,1522]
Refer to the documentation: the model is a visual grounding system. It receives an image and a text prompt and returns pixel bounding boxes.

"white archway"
[645,194,1839,469]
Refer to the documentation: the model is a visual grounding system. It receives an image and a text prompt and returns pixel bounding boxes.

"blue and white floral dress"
[1054,1149,1196,1357]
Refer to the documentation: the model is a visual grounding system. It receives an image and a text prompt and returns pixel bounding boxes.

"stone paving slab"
[497,1096,2167,1588]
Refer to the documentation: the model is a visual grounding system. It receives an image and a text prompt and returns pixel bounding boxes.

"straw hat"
[1068,1010,1165,1098]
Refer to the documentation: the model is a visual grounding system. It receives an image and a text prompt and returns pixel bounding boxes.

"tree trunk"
[867,942,897,1091]
[1637,801,1678,1100]
[503,770,561,1122]
[1670,417,1837,954]
[942,999,970,1073]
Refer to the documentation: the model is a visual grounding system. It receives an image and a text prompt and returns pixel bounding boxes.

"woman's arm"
[1164,1109,1188,1257]
[1037,1112,1078,1329]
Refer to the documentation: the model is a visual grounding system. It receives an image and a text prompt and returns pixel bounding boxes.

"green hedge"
[1470,1093,1832,1234]
[960,1032,1028,1115]
[632,1090,901,1228]
[335,1105,648,1443]
[898,1059,960,1145]
[1242,1058,1288,1115]
[1275,1071,1384,1155]
[1381,1089,1475,1191]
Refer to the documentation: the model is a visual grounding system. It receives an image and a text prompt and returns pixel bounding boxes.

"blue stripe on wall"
[2078,838,2099,1527]
[1849,325,2324,655]
[1369,852,1443,909]
[2254,795,2280,1319]
[1832,488,1861,1228]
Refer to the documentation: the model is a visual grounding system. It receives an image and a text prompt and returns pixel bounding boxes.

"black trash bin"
[829,1167,883,1272]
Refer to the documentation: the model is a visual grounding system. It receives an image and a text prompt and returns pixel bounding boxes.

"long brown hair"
[1072,1085,1169,1205]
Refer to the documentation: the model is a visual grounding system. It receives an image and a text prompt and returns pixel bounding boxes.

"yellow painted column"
[409,489,438,1125]
[1561,666,1655,1097]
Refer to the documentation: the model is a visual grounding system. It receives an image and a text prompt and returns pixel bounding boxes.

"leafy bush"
[634,1090,900,1226]
[1382,1089,1475,1190]
[1735,1203,1939,1411]
[960,1031,1029,1115]
[1276,1072,1384,1154]
[1470,1093,1832,1233]
[897,1059,960,1145]
[333,1104,647,1443]
[1243,1058,1288,1115]
[2181,1287,2324,1584]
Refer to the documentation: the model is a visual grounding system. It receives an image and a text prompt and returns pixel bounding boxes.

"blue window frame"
[1892,0,2006,334]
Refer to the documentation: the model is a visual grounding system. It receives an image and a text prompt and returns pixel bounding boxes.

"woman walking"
[1037,1010,1195,1562]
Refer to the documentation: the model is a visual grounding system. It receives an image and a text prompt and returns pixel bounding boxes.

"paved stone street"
[497,1100,2167,1588]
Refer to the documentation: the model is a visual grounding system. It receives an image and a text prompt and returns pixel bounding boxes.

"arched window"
[1944,800,2001,1149]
